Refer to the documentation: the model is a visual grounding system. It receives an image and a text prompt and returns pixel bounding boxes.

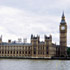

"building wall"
[0,35,57,58]
[0,45,32,57]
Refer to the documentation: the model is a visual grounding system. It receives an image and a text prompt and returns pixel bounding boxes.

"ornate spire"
[60,12,66,24]
[62,12,65,17]
[62,12,65,20]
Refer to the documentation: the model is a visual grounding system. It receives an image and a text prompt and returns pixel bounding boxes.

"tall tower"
[60,12,67,57]
[31,34,39,57]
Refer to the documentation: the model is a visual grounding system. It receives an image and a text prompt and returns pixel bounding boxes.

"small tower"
[60,12,67,57]
[0,35,2,43]
[45,35,52,57]
[31,34,39,44]
[31,34,40,57]
[45,35,52,43]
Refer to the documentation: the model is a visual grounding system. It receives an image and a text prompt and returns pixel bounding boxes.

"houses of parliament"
[0,13,67,58]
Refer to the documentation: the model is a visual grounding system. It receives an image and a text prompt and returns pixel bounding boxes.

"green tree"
[67,48,70,57]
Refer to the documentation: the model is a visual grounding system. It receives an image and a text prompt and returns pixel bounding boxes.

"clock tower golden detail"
[60,12,67,56]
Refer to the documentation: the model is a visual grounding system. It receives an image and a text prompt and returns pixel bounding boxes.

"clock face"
[61,26,65,30]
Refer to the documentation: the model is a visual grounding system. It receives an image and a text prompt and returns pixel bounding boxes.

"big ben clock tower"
[60,12,67,57]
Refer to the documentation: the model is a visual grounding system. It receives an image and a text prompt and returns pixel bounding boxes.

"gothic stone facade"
[0,35,56,58]
[0,13,67,58]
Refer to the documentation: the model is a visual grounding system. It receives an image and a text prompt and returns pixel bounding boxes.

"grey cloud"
[0,0,70,46]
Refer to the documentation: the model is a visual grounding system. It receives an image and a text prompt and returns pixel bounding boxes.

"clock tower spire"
[60,12,67,57]
[61,12,65,23]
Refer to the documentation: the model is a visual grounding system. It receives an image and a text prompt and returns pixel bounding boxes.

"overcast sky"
[0,0,70,46]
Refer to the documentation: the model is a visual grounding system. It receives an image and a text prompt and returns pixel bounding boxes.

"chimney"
[8,40,11,43]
